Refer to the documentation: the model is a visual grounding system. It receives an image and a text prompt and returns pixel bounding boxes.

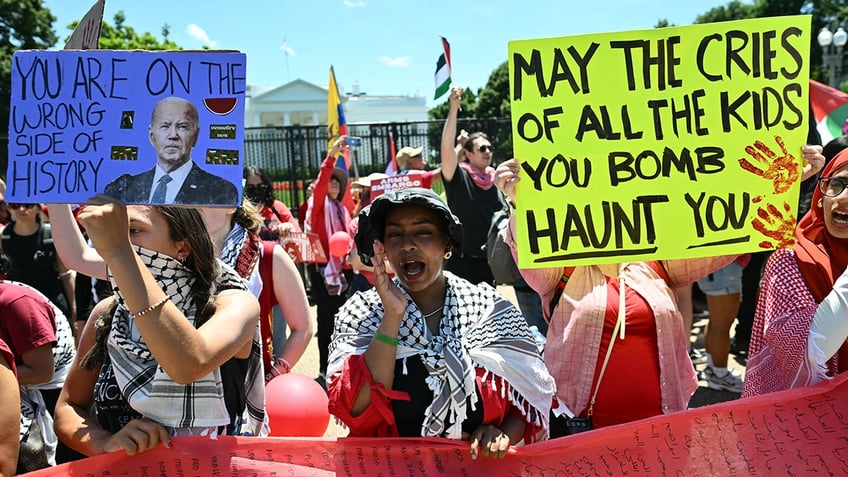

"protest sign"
[509,16,811,267]
[63,0,104,50]
[370,173,428,197]
[6,50,246,206]
[281,232,327,264]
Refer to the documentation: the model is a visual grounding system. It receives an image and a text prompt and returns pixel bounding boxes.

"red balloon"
[265,373,330,437]
[329,231,351,258]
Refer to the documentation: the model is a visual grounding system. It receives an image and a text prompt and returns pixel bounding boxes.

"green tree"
[0,0,58,142]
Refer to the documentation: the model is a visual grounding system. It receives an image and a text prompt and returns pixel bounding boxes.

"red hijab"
[794,149,848,302]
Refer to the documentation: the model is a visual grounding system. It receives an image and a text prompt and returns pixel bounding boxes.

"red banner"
[23,373,848,476]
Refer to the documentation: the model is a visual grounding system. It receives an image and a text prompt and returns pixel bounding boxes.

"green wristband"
[373,331,399,346]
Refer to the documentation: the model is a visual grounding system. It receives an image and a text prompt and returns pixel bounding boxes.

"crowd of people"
[1,81,845,473]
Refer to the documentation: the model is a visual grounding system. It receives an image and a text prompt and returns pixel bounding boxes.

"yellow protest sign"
[508,16,811,268]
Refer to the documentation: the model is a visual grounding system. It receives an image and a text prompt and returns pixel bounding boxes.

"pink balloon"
[329,231,351,258]
[265,373,330,437]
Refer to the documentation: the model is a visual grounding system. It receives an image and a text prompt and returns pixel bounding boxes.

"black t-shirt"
[443,167,505,258]
[392,355,483,437]
[2,222,67,314]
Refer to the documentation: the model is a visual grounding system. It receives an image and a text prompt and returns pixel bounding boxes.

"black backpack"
[485,206,522,285]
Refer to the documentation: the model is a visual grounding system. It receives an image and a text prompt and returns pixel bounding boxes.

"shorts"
[697,261,743,296]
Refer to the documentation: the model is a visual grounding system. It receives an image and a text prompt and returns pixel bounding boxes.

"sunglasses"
[477,145,494,153]
[244,184,270,191]
[8,203,37,210]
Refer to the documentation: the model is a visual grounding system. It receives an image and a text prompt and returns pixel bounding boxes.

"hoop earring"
[444,250,453,260]
[818,197,823,208]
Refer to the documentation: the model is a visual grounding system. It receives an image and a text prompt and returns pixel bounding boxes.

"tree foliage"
[66,11,181,51]
[0,0,58,138]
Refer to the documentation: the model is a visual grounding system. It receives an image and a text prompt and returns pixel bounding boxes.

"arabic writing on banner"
[23,373,848,476]
[508,16,811,267]
[6,50,245,205]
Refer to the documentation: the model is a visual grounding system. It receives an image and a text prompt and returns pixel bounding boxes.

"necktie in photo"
[151,174,173,203]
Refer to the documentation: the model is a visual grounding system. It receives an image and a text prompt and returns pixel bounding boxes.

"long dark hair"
[81,206,220,369]
[243,165,276,207]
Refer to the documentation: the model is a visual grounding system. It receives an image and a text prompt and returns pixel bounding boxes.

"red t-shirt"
[588,277,663,428]
[0,283,57,367]
[0,338,16,377]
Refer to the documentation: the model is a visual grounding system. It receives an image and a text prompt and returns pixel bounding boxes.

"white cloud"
[379,56,411,68]
[280,42,296,56]
[343,1,366,8]
[186,24,217,48]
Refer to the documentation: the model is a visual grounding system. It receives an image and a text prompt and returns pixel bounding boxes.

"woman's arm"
[269,245,312,371]
[439,87,464,183]
[352,240,407,416]
[77,198,260,384]
[48,204,108,280]
[54,300,171,456]
[0,352,19,477]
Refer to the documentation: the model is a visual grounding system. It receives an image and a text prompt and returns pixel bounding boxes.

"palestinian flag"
[434,36,451,100]
[810,79,848,144]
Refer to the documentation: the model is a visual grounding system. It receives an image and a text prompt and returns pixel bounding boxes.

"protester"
[495,145,823,434]
[55,197,266,457]
[327,188,555,459]
[0,192,10,226]
[743,149,848,397]
[696,257,750,393]
[439,87,505,285]
[307,138,355,380]
[243,166,302,241]
[199,202,312,378]
[394,146,441,187]
[0,338,19,476]
[0,250,78,468]
[1,202,76,324]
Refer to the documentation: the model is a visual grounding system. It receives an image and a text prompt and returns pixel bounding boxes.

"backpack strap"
[549,266,575,318]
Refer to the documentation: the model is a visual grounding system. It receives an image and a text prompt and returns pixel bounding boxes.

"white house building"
[245,79,429,127]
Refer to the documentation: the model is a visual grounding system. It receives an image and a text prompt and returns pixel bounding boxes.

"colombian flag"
[327,66,354,212]
[327,66,350,171]
[810,79,848,144]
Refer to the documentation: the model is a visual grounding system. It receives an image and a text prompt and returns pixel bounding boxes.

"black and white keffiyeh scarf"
[107,245,267,435]
[328,271,555,439]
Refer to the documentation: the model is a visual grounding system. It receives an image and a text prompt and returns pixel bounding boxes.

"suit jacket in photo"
[103,161,239,205]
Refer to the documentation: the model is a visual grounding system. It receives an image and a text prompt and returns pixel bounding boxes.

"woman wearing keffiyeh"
[54,196,266,457]
[327,188,555,460]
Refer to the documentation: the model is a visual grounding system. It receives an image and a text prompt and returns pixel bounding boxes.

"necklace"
[421,307,442,319]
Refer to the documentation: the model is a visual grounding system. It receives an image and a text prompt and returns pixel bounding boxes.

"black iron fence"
[0,117,513,208]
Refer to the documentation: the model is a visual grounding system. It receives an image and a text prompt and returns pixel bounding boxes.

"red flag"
[384,132,398,175]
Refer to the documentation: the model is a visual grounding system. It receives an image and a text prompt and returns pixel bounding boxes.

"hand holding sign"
[752,201,796,248]
[495,158,521,205]
[738,136,799,194]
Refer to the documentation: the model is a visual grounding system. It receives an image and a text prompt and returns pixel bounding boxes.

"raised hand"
[370,240,406,319]
[495,158,521,205]
[738,136,799,194]
[752,201,796,249]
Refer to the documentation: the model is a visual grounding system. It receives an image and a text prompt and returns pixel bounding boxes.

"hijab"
[794,149,848,302]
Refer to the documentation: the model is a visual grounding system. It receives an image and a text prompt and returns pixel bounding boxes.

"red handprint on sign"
[738,136,800,194]
[752,202,796,249]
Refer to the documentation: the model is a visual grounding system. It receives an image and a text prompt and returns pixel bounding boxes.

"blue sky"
[43,0,735,107]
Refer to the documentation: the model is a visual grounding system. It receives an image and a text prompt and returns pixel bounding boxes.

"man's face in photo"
[149,99,199,171]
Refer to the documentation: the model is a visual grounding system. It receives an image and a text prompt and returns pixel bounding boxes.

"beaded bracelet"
[130,296,170,319]
[275,357,292,373]
[373,331,399,346]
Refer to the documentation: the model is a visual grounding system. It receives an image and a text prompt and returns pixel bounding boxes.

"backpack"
[486,206,522,285]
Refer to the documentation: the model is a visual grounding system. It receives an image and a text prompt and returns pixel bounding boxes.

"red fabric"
[328,354,544,442]
[258,241,278,370]
[0,284,57,365]
[0,338,16,377]
[587,276,662,428]
[795,150,848,302]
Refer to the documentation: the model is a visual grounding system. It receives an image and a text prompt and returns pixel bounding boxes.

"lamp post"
[818,25,848,87]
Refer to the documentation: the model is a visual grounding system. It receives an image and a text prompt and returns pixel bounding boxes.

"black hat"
[355,187,463,264]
